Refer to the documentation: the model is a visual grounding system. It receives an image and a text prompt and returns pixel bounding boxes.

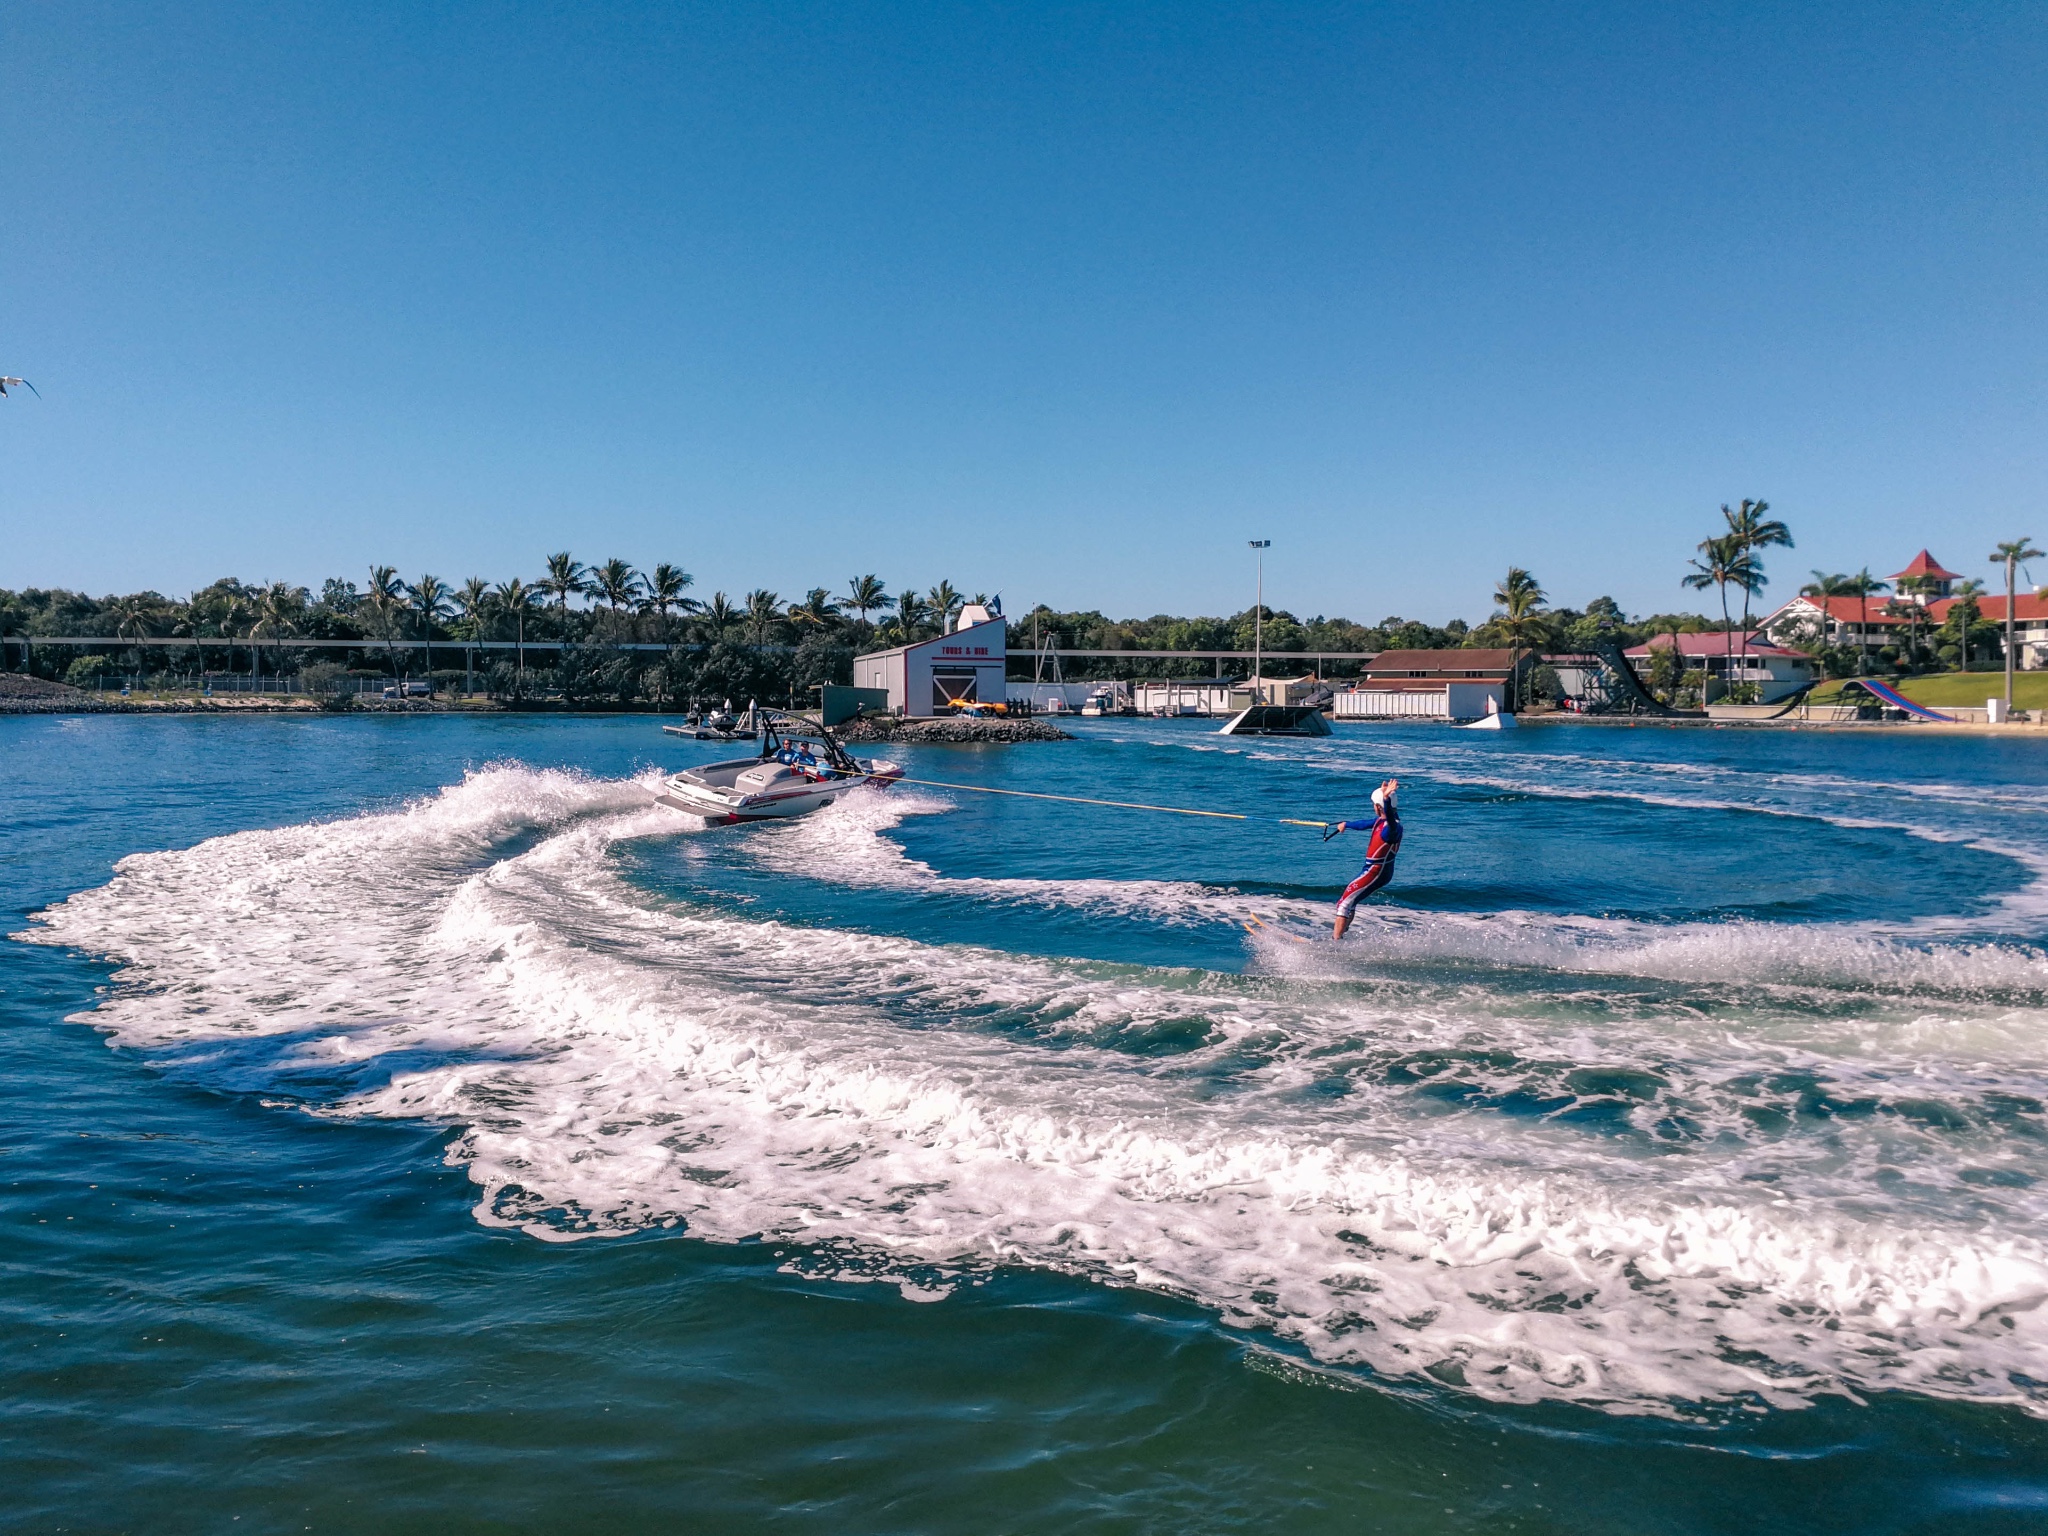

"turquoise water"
[6,714,2048,1531]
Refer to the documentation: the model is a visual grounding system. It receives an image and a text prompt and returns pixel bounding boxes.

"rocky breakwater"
[0,675,93,711]
[834,715,1073,744]
[0,675,335,714]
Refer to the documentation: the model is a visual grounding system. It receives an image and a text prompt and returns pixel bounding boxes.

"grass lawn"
[1810,671,2048,708]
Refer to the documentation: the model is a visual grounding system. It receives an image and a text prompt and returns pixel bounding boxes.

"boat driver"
[775,741,837,780]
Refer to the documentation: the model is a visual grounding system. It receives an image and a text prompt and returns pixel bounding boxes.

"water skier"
[1328,778,1401,939]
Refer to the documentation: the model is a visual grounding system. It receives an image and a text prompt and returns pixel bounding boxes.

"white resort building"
[1929,592,2048,669]
[1758,549,2048,669]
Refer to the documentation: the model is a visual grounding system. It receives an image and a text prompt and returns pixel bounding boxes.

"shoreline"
[1519,714,2048,736]
[9,696,2048,738]
[0,697,1074,739]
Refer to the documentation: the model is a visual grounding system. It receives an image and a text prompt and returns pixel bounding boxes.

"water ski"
[1243,913,1311,945]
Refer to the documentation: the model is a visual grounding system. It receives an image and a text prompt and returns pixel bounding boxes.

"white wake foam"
[743,780,2048,1003]
[20,765,2048,1416]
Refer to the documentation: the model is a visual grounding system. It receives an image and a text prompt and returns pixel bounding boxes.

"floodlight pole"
[1249,540,1270,702]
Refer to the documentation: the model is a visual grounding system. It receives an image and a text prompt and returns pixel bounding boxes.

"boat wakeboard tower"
[655,710,903,823]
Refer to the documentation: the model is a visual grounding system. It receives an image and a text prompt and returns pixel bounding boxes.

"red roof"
[1623,632,1803,658]
[1363,648,1520,677]
[1891,549,1961,582]
[1928,593,2048,622]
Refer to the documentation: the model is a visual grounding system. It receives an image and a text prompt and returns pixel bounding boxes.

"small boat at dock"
[662,706,749,741]
[1079,688,1121,717]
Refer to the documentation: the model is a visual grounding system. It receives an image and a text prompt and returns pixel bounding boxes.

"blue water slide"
[1849,678,1957,722]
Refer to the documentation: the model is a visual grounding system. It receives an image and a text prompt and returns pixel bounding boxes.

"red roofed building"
[1761,594,1909,650]
[1623,632,1817,702]
[1757,549,2048,668]
[1891,550,1962,599]
[1928,592,2048,670]
[1762,551,1967,650]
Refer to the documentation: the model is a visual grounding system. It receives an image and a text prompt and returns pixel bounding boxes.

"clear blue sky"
[3,3,2043,624]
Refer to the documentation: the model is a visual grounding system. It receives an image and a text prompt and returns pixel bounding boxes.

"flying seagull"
[0,377,38,399]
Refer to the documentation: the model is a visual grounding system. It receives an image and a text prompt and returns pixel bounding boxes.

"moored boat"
[656,713,902,823]
[1079,687,1120,717]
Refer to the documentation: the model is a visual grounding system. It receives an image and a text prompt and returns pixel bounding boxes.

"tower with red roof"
[1890,550,1961,601]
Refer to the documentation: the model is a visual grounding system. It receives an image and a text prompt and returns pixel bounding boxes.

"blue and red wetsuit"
[1333,804,1401,918]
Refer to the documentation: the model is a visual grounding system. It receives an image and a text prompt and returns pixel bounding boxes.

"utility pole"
[1249,540,1270,703]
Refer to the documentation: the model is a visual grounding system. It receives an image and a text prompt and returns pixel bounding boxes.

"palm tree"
[698,591,741,641]
[541,553,589,619]
[456,577,493,638]
[1885,584,1929,672]
[409,574,451,678]
[926,580,963,635]
[492,578,537,677]
[844,575,888,637]
[892,589,932,643]
[1846,568,1891,675]
[1683,535,1738,684]
[113,594,155,680]
[365,565,407,678]
[456,577,493,689]
[1683,536,1761,693]
[170,600,201,679]
[1719,498,1793,654]
[743,589,784,644]
[591,559,643,633]
[1950,579,1986,670]
[1991,539,2041,710]
[215,593,251,685]
[788,588,842,633]
[249,581,301,691]
[645,563,696,639]
[1491,567,1549,711]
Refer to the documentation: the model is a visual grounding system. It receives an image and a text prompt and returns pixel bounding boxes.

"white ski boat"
[655,713,902,824]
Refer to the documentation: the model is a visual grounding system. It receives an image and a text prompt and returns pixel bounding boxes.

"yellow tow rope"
[887,776,1333,830]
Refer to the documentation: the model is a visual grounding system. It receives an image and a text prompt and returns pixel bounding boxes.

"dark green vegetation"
[0,553,1745,708]
[20,500,2028,709]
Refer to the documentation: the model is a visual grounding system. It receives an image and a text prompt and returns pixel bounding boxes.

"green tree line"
[3,530,1870,706]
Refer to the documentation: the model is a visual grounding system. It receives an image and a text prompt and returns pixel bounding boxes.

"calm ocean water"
[6,713,2048,1532]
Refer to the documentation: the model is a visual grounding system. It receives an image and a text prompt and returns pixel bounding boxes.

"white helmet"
[1371,786,1390,809]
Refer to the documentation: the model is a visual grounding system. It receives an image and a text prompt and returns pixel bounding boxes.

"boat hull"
[655,761,902,823]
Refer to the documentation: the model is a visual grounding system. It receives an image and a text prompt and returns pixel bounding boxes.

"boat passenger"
[775,741,838,779]
[1328,779,1401,939]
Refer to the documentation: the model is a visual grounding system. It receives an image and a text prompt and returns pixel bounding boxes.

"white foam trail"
[19,765,2048,1416]
[742,781,2048,1003]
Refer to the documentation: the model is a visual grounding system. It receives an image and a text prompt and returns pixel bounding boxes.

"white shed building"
[1129,680,1255,716]
[853,607,1008,717]
[1332,683,1503,721]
